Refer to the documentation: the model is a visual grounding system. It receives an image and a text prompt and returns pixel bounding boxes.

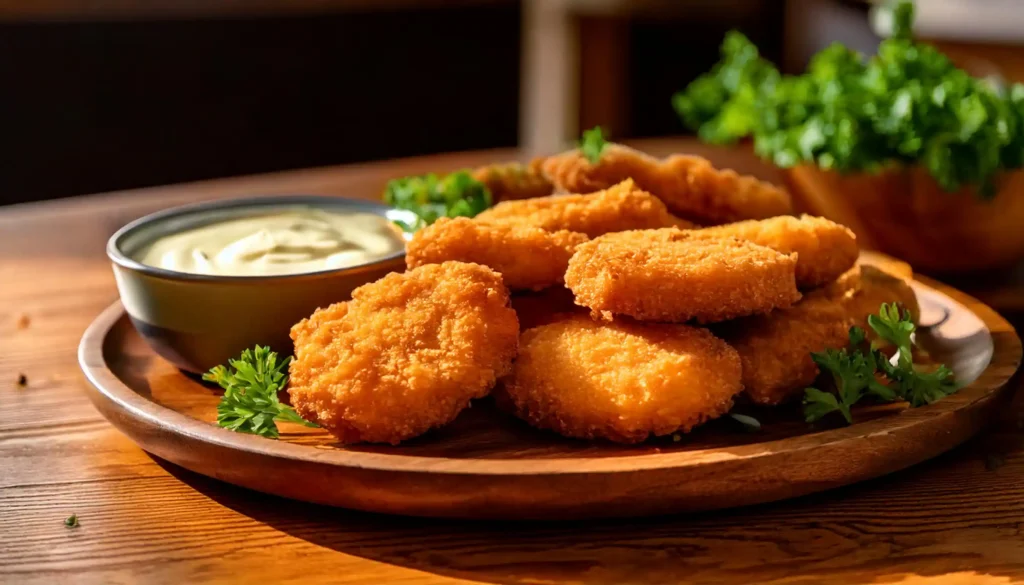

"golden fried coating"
[474,179,694,237]
[288,261,519,444]
[699,215,859,289]
[719,263,921,406]
[406,217,588,291]
[565,228,801,323]
[472,158,554,202]
[499,315,742,443]
[541,144,792,225]
[716,294,852,405]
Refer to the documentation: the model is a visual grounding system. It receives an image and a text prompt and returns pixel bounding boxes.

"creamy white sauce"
[136,208,404,276]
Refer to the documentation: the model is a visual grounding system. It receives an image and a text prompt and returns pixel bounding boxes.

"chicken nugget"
[716,294,853,405]
[499,315,742,443]
[699,215,859,289]
[472,158,554,202]
[541,144,792,225]
[406,217,588,291]
[565,228,800,323]
[474,179,694,237]
[288,261,519,444]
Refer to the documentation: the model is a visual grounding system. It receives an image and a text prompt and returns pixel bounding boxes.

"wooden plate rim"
[79,275,1022,476]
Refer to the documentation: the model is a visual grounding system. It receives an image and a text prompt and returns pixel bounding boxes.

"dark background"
[0,1,792,205]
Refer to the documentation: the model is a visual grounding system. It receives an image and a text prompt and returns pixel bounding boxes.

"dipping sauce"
[136,208,404,276]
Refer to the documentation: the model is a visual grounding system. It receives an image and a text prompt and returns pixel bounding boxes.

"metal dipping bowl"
[107,195,410,373]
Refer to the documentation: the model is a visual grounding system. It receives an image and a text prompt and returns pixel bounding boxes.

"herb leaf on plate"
[579,126,609,164]
[204,345,317,439]
[383,171,492,233]
[803,302,957,424]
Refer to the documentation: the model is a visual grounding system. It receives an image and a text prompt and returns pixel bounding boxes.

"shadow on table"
[150,422,1024,585]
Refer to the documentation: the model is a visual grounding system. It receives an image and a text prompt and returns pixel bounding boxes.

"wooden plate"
[79,275,1021,520]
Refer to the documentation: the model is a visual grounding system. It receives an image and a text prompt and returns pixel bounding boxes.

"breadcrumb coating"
[406,217,588,291]
[499,315,742,443]
[717,294,853,405]
[700,215,859,289]
[288,261,519,444]
[541,144,792,225]
[565,228,801,323]
[474,179,694,237]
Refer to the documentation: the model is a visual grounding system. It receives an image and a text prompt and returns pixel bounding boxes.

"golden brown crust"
[474,179,694,238]
[406,217,588,291]
[288,261,519,444]
[699,215,859,289]
[499,315,742,443]
[472,158,554,202]
[716,294,853,405]
[541,144,792,225]
[564,228,801,323]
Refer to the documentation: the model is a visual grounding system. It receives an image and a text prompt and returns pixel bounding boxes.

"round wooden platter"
[79,272,1022,521]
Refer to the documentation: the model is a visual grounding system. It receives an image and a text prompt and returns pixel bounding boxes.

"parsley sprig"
[383,171,492,233]
[674,0,1024,196]
[203,346,317,439]
[579,126,609,164]
[803,303,957,423]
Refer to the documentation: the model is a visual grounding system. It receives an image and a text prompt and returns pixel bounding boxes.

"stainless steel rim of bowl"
[106,194,412,283]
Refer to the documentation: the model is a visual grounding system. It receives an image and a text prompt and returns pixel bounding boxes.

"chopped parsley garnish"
[579,126,609,164]
[204,346,317,439]
[383,171,492,233]
[673,0,1024,196]
[803,302,957,424]
[64,514,79,528]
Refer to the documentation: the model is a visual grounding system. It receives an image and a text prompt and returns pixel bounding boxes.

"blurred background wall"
[1,0,1020,205]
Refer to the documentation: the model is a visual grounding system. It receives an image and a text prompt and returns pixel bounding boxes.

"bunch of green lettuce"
[673,0,1024,197]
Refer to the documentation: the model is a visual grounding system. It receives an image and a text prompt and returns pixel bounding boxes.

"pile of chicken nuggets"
[287,149,918,445]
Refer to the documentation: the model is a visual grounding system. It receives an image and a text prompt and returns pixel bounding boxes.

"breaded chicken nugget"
[499,315,742,443]
[406,217,588,291]
[716,294,852,405]
[565,228,801,323]
[541,144,792,225]
[288,261,519,444]
[472,158,554,202]
[699,215,859,289]
[474,179,694,237]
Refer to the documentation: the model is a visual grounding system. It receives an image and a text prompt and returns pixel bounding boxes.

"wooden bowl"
[783,164,1024,273]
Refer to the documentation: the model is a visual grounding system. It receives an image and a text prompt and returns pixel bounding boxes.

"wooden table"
[3,139,1024,585]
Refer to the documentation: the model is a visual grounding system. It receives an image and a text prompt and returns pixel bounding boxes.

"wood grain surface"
[75,278,1020,520]
[3,139,1024,584]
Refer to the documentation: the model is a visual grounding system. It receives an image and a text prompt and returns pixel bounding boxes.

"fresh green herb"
[673,0,1024,196]
[203,346,317,439]
[579,126,609,164]
[803,302,957,423]
[383,171,492,233]
[64,514,79,528]
[728,413,762,431]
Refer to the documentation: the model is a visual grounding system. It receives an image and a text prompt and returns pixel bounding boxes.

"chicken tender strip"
[474,179,694,238]
[541,143,792,225]
[472,158,554,202]
[565,228,801,323]
[829,264,921,331]
[699,215,859,289]
[288,261,519,445]
[499,315,742,443]
[407,217,588,291]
